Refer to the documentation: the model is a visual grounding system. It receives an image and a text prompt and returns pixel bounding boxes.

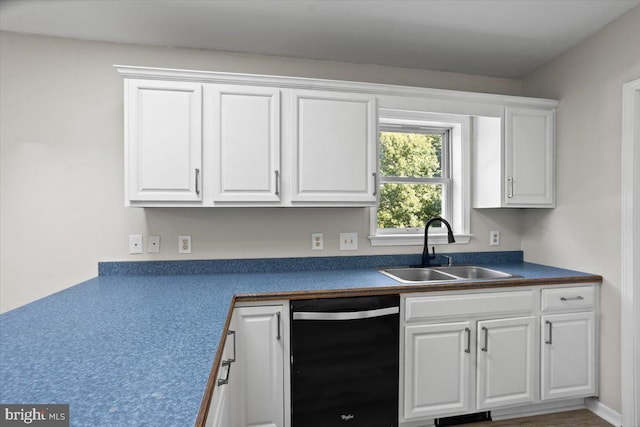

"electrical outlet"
[490,230,500,246]
[129,234,143,254]
[339,232,358,250]
[148,235,160,253]
[311,233,324,250]
[178,235,192,254]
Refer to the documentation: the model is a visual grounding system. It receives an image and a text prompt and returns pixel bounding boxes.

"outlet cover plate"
[179,235,192,254]
[490,230,500,246]
[311,233,324,250]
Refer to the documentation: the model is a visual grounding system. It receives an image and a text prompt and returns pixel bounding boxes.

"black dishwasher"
[291,295,399,427]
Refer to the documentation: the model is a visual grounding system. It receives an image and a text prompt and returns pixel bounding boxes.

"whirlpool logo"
[1,404,68,426]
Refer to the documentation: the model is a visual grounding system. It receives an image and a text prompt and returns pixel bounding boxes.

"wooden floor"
[463,409,613,427]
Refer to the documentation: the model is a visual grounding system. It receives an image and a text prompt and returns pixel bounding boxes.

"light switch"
[129,235,143,254]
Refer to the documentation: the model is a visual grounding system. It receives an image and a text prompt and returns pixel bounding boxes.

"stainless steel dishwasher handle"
[292,306,399,321]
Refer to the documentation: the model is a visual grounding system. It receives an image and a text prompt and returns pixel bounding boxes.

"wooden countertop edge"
[193,273,602,426]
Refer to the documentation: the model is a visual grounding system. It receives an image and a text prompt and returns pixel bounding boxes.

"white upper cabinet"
[117,66,557,208]
[290,90,377,205]
[504,107,555,207]
[473,105,556,208]
[125,79,203,204]
[207,85,281,204]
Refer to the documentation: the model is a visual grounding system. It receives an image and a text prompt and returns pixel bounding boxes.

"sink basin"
[379,265,518,284]
[433,266,516,280]
[379,268,459,283]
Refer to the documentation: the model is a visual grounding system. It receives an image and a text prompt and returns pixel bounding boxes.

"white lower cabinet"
[541,312,596,400]
[476,316,535,410]
[401,284,597,424]
[404,321,472,419]
[206,303,289,427]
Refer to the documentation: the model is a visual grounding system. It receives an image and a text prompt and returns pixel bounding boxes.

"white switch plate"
[148,235,160,253]
[339,232,358,250]
[311,233,324,250]
[179,235,192,254]
[129,234,143,254]
[490,230,500,246]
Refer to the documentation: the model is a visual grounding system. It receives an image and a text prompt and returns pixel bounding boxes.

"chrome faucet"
[422,217,456,267]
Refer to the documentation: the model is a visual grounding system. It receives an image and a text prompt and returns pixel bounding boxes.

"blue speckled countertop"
[0,252,599,426]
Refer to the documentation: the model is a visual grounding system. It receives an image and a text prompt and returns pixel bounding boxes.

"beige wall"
[521,6,640,414]
[0,32,524,313]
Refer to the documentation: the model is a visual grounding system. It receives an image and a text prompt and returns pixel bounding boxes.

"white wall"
[0,32,524,313]
[521,6,640,414]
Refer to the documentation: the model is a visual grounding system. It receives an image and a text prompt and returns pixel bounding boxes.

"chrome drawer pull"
[560,296,584,301]
[195,168,200,195]
[275,170,280,195]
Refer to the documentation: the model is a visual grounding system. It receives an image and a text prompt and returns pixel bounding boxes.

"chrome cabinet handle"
[481,327,488,352]
[195,168,200,195]
[227,330,236,363]
[372,172,378,196]
[507,176,514,198]
[217,359,232,386]
[218,329,236,386]
[276,311,281,340]
[545,321,553,345]
[275,170,280,196]
[465,327,471,353]
[560,296,584,301]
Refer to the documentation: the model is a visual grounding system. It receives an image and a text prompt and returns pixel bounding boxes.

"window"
[377,126,451,233]
[370,111,470,246]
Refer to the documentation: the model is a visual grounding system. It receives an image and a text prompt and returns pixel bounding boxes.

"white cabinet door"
[403,321,472,419]
[290,90,377,205]
[206,330,236,427]
[231,305,285,427]
[541,312,596,400]
[476,316,535,409]
[126,79,202,202]
[209,85,281,203]
[504,107,555,207]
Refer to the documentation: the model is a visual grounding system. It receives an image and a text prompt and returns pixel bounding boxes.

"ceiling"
[0,0,638,78]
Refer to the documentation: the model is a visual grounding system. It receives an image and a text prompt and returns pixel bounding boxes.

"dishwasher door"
[291,295,399,427]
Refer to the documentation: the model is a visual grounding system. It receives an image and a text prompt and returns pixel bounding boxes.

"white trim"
[114,65,558,109]
[369,233,472,247]
[370,112,471,244]
[621,78,640,427]
[586,397,623,427]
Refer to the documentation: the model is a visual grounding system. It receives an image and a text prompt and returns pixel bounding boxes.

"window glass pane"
[379,131,442,178]
[377,183,443,229]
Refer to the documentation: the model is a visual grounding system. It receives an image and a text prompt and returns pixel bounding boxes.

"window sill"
[368,233,473,247]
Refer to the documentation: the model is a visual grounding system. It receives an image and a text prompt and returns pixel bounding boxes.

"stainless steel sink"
[379,265,518,284]
[433,265,516,280]
[379,267,459,284]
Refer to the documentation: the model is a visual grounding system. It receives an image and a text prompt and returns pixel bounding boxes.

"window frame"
[369,110,472,246]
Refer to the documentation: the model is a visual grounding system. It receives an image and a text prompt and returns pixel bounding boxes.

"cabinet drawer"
[541,286,595,312]
[405,290,534,322]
